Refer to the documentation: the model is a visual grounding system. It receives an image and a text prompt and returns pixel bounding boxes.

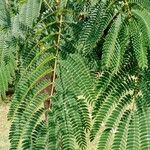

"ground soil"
[0,103,10,150]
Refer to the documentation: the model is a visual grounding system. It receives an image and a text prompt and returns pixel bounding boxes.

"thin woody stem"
[44,1,63,122]
[43,0,54,12]
[50,15,63,98]
[124,0,132,17]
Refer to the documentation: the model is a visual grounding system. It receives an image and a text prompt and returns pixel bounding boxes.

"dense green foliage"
[0,0,150,149]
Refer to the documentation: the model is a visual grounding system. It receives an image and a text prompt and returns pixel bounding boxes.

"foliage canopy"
[0,0,150,149]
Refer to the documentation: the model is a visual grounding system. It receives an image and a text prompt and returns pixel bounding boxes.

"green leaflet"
[129,0,150,11]
[11,0,42,39]
[19,0,42,28]
[76,1,116,55]
[129,20,148,69]
[91,70,150,150]
[0,0,10,28]
[0,33,16,100]
[101,15,122,70]
[132,9,150,46]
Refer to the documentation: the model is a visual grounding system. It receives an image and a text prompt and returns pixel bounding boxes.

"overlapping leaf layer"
[0,0,149,149]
